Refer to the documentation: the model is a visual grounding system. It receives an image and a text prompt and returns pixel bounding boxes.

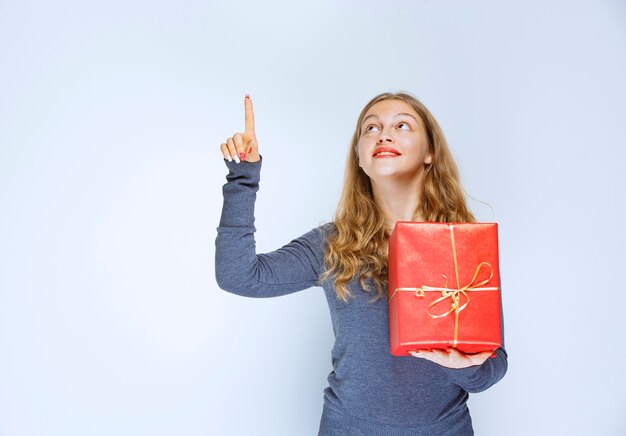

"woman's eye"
[397,122,410,130]
[365,125,379,133]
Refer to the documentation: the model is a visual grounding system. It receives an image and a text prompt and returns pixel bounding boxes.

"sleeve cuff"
[223,154,263,173]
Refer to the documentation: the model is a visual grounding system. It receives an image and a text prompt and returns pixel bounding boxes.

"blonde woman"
[216,92,507,435]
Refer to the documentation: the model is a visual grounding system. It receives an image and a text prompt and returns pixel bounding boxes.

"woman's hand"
[220,95,260,163]
[409,348,494,369]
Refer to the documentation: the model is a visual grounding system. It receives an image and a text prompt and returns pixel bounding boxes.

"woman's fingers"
[226,136,240,163]
[409,348,492,369]
[244,94,255,138]
[233,132,246,162]
[243,96,260,161]
[222,133,250,163]
[219,95,260,164]
[220,142,232,162]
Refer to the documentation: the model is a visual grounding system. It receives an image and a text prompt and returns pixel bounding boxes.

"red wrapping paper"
[388,222,502,356]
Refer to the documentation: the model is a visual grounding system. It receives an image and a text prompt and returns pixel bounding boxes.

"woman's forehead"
[363,99,419,119]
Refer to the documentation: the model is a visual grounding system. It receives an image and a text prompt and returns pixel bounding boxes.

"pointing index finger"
[244,94,255,136]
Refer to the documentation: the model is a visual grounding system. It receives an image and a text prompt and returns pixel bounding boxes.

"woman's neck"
[371,173,425,233]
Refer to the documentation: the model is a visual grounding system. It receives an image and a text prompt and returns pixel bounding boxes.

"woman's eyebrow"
[396,113,419,122]
[362,112,419,125]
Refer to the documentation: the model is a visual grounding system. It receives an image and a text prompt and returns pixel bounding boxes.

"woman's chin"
[366,167,419,182]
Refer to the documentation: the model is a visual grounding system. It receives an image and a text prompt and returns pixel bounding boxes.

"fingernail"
[248,146,252,154]
[225,155,232,162]
[245,94,250,99]
[233,154,240,163]
[239,152,246,161]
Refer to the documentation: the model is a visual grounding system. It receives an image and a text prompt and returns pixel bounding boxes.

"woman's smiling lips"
[372,146,402,158]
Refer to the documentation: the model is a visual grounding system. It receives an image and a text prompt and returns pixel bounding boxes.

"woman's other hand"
[409,348,494,369]
[220,95,260,163]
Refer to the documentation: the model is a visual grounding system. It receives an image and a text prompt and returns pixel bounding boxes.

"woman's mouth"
[372,146,402,158]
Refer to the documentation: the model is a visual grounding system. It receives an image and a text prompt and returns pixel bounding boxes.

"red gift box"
[388,222,502,356]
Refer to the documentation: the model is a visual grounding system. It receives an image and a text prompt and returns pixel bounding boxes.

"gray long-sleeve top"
[215,157,508,431]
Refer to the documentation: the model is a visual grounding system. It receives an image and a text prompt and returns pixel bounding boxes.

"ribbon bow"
[419,262,494,318]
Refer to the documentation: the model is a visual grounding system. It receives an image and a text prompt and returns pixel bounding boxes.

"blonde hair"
[320,92,475,303]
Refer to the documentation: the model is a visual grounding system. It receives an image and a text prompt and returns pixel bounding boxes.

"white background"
[1,1,625,435]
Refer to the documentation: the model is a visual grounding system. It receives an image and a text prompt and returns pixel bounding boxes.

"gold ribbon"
[388,224,500,347]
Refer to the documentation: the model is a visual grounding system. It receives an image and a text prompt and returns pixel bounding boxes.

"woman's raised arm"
[215,96,328,298]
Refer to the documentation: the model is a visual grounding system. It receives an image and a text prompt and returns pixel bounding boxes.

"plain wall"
[1,0,625,435]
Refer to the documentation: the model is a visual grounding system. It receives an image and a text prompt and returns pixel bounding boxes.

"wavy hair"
[320,92,475,303]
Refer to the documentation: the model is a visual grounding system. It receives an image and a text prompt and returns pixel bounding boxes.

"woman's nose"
[377,133,393,143]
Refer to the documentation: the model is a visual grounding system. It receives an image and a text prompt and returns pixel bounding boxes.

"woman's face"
[357,99,432,183]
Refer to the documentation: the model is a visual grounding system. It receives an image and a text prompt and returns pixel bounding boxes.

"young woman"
[215,92,507,435]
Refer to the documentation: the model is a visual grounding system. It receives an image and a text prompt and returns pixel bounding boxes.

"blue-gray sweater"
[215,157,508,435]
